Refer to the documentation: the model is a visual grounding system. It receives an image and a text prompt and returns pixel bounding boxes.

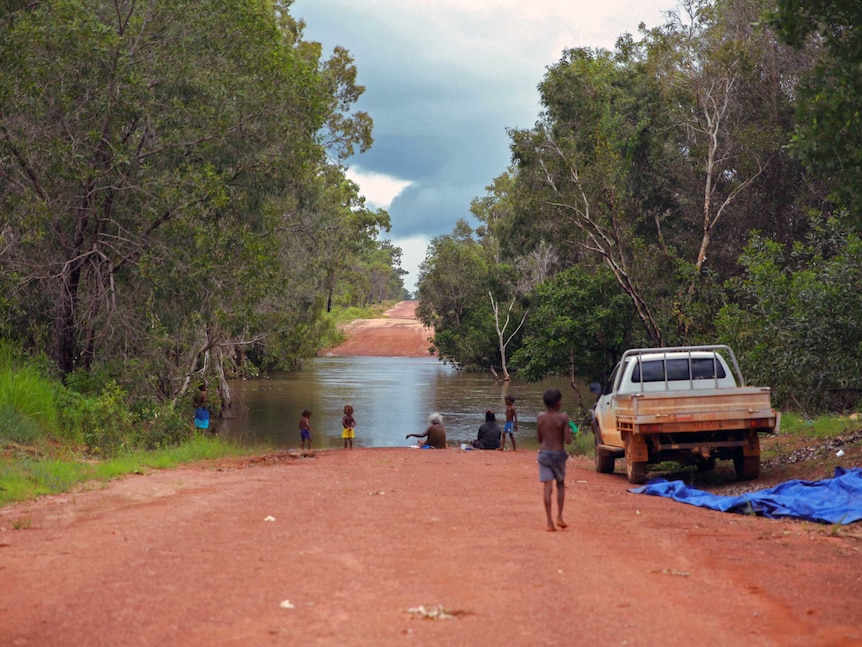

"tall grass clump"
[569,423,594,457]
[0,343,59,444]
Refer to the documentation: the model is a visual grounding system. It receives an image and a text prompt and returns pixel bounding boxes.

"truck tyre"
[733,451,760,480]
[593,426,615,474]
[696,457,716,472]
[626,459,648,484]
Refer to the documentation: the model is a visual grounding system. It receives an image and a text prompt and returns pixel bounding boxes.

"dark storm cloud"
[291,0,670,240]
[293,1,541,236]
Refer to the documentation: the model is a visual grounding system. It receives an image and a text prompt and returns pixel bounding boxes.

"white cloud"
[294,0,674,274]
[344,167,411,210]
[390,234,432,294]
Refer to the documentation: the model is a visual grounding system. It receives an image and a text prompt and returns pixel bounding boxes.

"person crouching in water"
[342,404,356,450]
[537,389,572,531]
[406,413,447,448]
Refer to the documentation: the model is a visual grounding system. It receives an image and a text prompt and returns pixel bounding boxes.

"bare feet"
[546,525,557,532]
[556,520,568,529]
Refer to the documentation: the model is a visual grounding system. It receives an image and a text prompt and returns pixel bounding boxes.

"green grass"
[778,412,858,439]
[327,301,395,327]
[0,436,258,507]
[569,429,594,457]
[0,347,59,443]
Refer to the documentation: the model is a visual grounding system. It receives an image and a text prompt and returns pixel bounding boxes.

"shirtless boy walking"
[536,388,572,531]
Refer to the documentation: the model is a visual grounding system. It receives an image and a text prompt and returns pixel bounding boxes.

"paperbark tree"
[488,292,528,381]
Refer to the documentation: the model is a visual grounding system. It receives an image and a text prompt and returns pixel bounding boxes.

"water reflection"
[224,356,582,450]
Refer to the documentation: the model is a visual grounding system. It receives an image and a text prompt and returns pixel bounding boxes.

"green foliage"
[779,412,857,440]
[0,343,222,456]
[717,221,862,412]
[0,0,403,400]
[512,266,636,382]
[0,343,59,443]
[57,382,136,456]
[771,0,862,220]
[569,428,595,457]
[416,222,507,367]
[420,0,849,417]
[0,436,252,506]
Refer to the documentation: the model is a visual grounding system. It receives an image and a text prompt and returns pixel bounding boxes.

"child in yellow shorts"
[342,404,356,450]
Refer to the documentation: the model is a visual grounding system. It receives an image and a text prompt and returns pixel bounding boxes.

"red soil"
[325,300,433,358]
[1,451,860,646]
[2,300,860,646]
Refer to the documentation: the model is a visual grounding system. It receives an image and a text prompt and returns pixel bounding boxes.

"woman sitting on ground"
[472,410,502,450]
[406,412,447,448]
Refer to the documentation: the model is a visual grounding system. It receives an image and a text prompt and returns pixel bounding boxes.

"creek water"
[223,356,585,450]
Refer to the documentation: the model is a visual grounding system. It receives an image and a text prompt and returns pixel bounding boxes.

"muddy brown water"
[223,356,585,449]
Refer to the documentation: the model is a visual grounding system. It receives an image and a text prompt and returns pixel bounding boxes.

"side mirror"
[588,382,602,396]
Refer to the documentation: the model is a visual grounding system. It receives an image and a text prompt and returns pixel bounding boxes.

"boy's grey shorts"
[537,449,568,483]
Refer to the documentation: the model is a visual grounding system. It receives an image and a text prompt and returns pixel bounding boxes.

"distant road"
[325,300,434,357]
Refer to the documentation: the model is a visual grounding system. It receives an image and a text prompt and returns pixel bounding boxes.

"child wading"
[536,389,572,531]
[299,409,313,451]
[501,395,518,451]
[342,404,356,450]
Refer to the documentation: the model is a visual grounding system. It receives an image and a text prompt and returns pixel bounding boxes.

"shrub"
[58,381,135,456]
[0,343,59,442]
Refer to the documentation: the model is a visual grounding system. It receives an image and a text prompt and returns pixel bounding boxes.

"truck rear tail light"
[748,418,771,428]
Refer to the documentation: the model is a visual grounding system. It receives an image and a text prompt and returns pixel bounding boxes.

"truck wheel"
[593,428,615,474]
[733,451,760,480]
[626,460,648,484]
[696,457,716,472]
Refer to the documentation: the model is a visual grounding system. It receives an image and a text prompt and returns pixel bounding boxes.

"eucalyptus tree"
[717,220,862,412]
[644,0,808,282]
[508,45,674,346]
[511,266,636,386]
[416,221,497,366]
[771,0,862,222]
[0,0,377,404]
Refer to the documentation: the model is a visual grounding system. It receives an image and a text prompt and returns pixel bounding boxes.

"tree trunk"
[55,264,82,375]
[489,292,528,382]
[215,345,232,415]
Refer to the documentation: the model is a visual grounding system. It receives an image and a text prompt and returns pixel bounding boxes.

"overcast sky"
[292,0,674,291]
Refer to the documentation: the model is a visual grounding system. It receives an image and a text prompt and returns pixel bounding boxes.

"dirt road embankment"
[1,451,860,646]
[325,300,433,358]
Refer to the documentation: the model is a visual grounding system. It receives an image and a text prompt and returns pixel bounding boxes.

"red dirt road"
[1,450,860,646]
[2,302,861,645]
[325,301,433,358]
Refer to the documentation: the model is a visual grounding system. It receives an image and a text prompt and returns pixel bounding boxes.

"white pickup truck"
[589,345,779,484]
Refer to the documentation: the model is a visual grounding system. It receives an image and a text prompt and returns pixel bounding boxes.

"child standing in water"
[299,409,313,451]
[501,395,518,451]
[342,404,356,450]
[536,389,572,531]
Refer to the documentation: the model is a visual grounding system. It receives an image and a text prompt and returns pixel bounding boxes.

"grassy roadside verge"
[0,303,403,509]
[0,436,260,507]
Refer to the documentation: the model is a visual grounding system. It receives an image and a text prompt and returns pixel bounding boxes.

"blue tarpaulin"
[630,466,862,524]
